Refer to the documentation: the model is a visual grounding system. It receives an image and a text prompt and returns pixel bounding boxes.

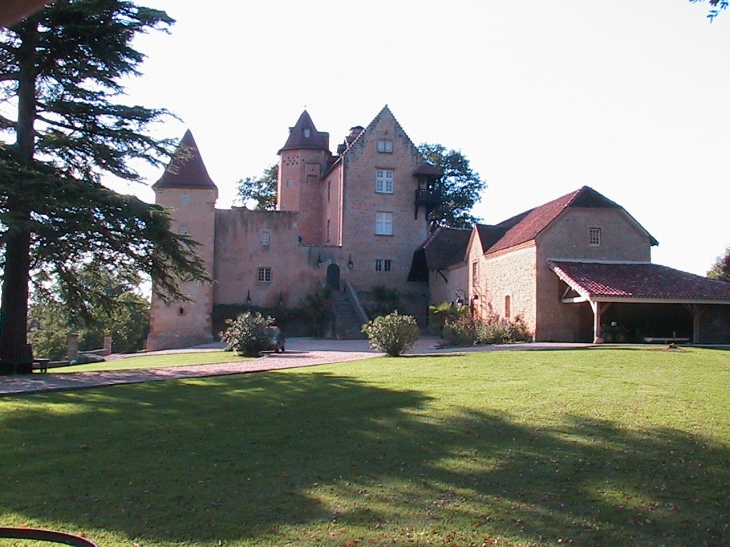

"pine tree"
[0,0,208,373]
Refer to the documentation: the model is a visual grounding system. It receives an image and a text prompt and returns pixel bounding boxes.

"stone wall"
[534,207,654,341]
[147,186,218,351]
[482,246,538,332]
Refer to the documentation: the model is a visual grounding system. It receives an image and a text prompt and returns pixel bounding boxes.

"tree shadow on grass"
[1,372,729,546]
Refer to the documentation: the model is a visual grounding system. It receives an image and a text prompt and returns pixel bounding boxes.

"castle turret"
[146,130,218,351]
[277,110,332,245]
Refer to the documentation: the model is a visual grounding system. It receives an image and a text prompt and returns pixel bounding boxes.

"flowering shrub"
[220,311,275,356]
[361,311,420,357]
[441,313,533,346]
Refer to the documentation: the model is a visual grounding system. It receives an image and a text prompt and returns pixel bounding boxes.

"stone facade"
[148,106,434,350]
[534,207,653,341]
[451,187,665,342]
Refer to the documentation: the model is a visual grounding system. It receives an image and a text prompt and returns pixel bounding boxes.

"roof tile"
[549,261,730,301]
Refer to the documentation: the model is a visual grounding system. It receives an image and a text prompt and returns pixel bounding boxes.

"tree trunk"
[0,21,37,374]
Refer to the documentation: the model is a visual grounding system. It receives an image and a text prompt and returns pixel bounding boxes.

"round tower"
[146,130,218,351]
[277,110,332,245]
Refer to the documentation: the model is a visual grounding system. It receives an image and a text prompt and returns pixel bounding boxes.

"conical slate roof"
[278,110,330,153]
[153,130,217,190]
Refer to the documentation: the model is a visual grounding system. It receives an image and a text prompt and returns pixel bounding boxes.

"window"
[375,259,392,272]
[504,295,511,319]
[376,169,394,193]
[180,225,189,235]
[377,140,393,153]
[472,261,479,286]
[304,129,311,138]
[261,231,270,246]
[589,227,601,247]
[258,267,272,283]
[375,212,393,235]
[180,194,190,204]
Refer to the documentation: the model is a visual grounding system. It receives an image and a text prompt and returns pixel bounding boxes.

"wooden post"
[692,304,706,344]
[591,301,602,343]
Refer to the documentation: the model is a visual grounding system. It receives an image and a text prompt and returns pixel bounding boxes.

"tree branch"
[0,72,20,82]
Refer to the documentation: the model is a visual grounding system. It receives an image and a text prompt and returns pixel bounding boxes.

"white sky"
[109,0,730,276]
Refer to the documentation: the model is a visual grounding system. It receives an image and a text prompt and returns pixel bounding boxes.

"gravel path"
[0,338,591,396]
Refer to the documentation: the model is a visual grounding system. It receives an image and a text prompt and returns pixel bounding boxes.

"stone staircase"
[332,290,368,339]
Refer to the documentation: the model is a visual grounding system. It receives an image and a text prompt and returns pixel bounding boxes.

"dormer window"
[304,129,311,138]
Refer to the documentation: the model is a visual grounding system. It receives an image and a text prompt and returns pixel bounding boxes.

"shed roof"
[549,261,730,303]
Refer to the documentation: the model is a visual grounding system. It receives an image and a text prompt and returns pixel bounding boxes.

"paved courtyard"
[0,337,590,396]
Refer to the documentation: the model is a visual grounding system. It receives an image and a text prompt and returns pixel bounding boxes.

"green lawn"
[1,347,729,547]
[52,351,249,373]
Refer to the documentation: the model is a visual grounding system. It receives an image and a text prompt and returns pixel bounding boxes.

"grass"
[1,346,729,546]
[52,351,250,373]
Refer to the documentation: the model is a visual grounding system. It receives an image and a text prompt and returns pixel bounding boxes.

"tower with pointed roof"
[149,106,442,348]
[147,130,218,351]
[277,110,332,245]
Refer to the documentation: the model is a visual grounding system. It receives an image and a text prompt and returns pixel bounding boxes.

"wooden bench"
[33,358,50,373]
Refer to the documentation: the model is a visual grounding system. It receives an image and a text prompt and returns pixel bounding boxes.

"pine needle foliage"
[0,1,209,368]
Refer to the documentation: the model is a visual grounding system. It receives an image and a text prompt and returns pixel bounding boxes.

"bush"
[441,313,533,347]
[505,314,533,343]
[428,301,469,335]
[303,286,334,338]
[442,315,480,346]
[361,311,419,357]
[367,285,401,318]
[220,312,275,356]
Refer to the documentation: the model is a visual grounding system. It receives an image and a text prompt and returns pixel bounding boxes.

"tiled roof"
[153,130,217,190]
[407,227,471,282]
[278,110,330,153]
[549,261,730,302]
[423,227,472,270]
[484,186,657,255]
[413,162,443,177]
[475,224,507,253]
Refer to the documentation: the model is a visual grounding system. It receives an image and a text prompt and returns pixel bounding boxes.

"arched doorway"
[326,264,340,290]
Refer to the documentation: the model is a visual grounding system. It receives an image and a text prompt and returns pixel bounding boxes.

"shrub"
[475,315,511,345]
[361,311,419,357]
[505,313,533,343]
[367,285,401,318]
[442,315,480,346]
[303,286,334,338]
[220,311,275,356]
[441,313,534,347]
[428,301,469,335]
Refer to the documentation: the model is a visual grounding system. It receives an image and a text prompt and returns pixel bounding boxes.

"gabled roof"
[422,227,472,270]
[407,227,472,281]
[340,105,421,159]
[278,110,330,154]
[549,261,730,303]
[484,186,658,255]
[153,130,217,190]
[475,224,507,253]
